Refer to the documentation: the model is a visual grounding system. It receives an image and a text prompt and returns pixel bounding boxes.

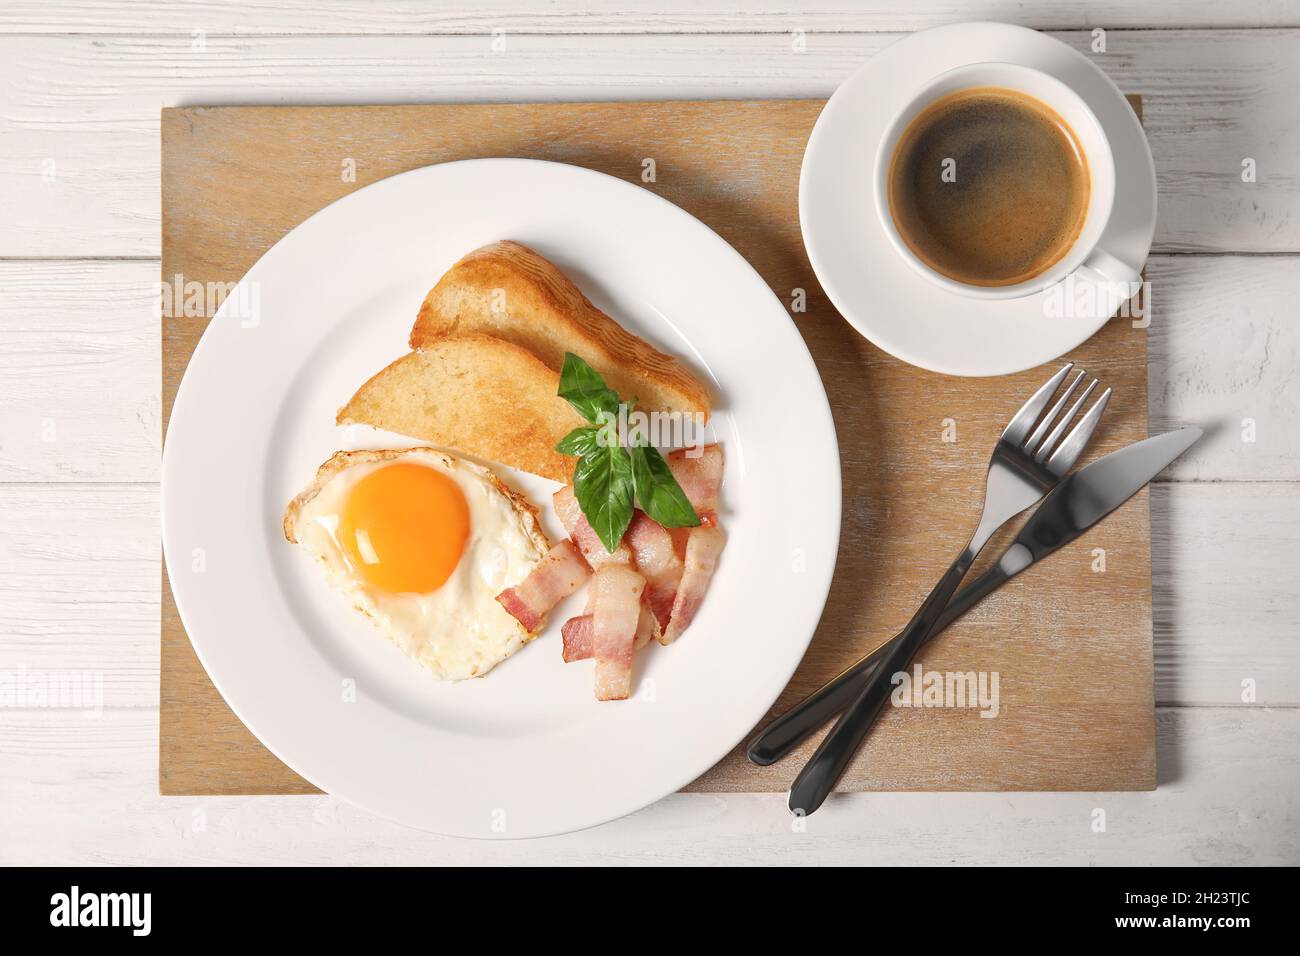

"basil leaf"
[558,352,620,424]
[630,445,701,529]
[573,443,635,554]
[555,425,601,458]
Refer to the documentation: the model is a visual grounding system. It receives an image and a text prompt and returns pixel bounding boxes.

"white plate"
[800,22,1157,377]
[162,158,841,838]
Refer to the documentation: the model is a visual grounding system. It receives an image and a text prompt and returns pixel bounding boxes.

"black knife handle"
[787,547,976,816]
[746,561,1011,766]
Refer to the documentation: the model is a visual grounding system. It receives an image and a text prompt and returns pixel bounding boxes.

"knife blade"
[746,426,1201,767]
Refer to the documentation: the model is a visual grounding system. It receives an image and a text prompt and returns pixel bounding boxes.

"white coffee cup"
[873,61,1141,301]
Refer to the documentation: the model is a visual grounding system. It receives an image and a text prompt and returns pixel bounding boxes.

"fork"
[787,363,1111,816]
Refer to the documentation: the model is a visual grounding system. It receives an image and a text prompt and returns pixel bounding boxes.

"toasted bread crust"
[336,334,584,482]
[410,240,711,420]
[283,447,550,558]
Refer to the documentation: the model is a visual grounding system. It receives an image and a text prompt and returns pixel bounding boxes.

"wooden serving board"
[161,99,1154,796]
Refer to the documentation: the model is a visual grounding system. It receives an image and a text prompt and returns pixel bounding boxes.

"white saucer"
[799,22,1157,377]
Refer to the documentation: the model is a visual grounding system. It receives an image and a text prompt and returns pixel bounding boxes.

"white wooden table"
[1,1,1297,866]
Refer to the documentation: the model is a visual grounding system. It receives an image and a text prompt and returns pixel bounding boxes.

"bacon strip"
[551,446,725,691]
[562,603,658,662]
[560,616,592,663]
[494,539,590,632]
[624,511,684,629]
[553,485,631,567]
[666,444,724,514]
[591,564,645,700]
[561,583,599,662]
[659,524,725,645]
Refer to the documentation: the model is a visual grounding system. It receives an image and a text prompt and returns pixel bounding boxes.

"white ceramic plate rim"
[799,21,1158,377]
[162,158,841,838]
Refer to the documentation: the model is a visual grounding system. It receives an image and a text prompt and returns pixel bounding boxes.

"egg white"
[285,448,549,680]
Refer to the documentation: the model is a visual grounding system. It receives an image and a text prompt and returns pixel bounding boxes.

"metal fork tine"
[1035,378,1099,463]
[1024,369,1087,453]
[1001,363,1073,447]
[1046,386,1112,474]
[784,364,1115,816]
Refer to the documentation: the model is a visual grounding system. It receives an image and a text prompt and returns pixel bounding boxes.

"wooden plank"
[161,552,310,794]
[0,485,159,707]
[3,255,1295,484]
[1152,482,1300,705]
[1147,255,1300,481]
[2,1,1296,34]
[0,261,160,482]
[0,0,1291,868]
[8,483,1298,711]
[1,31,1298,256]
[157,100,1154,795]
[1,706,1295,864]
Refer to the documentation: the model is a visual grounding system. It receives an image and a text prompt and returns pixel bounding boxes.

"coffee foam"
[887,86,1090,288]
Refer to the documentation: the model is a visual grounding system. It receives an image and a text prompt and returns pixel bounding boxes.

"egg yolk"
[338,463,471,594]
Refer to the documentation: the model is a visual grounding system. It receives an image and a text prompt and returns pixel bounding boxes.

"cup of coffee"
[874,62,1140,300]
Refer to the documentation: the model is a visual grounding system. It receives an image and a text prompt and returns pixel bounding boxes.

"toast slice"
[410,240,711,420]
[336,334,583,482]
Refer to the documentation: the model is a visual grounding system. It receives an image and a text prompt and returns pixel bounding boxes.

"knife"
[746,426,1201,767]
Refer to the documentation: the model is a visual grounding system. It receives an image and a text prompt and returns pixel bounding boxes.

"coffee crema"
[886,86,1090,288]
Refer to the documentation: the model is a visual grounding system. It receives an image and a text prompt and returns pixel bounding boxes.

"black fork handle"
[786,545,976,816]
[747,561,1010,766]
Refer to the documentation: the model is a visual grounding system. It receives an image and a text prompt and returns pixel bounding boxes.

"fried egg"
[284,448,549,680]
